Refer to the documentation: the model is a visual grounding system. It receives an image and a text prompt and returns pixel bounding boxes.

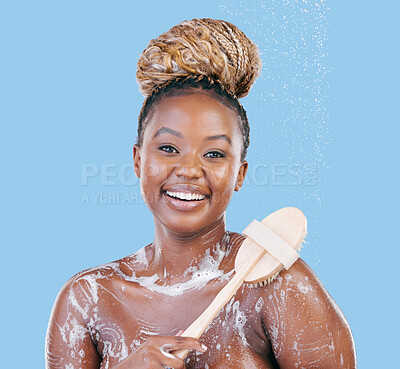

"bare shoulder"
[272,257,337,307]
[46,263,117,368]
[50,244,152,321]
[259,258,346,329]
[46,246,152,368]
[48,260,123,328]
[74,243,152,284]
[258,258,356,368]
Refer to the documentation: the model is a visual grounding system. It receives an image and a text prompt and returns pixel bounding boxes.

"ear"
[133,144,141,178]
[235,160,248,191]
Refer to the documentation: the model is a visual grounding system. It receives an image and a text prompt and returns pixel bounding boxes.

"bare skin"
[46,91,356,368]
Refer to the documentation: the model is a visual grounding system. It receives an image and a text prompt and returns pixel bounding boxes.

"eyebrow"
[153,127,231,145]
[205,134,232,145]
[153,127,183,139]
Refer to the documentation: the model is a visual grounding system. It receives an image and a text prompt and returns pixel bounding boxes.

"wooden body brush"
[173,207,307,359]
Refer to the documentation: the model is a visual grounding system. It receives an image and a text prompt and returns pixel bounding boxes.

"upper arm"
[261,258,356,369]
[45,276,102,369]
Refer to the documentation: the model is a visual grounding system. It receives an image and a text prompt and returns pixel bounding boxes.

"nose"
[174,153,203,180]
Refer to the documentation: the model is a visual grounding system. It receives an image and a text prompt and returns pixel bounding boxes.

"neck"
[149,215,229,280]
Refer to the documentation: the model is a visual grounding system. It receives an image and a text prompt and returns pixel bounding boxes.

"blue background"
[1,1,398,367]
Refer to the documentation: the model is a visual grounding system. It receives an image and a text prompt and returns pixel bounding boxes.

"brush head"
[235,207,307,285]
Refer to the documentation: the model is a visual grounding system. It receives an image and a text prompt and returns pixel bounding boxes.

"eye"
[204,151,226,159]
[159,145,179,154]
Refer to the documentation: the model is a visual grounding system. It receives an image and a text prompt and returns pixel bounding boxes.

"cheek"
[140,152,169,180]
[139,156,166,203]
[208,163,238,192]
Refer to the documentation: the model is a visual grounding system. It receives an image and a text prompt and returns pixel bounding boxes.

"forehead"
[145,91,241,136]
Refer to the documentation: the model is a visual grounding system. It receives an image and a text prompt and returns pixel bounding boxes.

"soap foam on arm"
[45,275,102,369]
[259,259,356,368]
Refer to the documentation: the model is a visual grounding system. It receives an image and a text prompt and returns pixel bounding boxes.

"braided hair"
[136,18,262,161]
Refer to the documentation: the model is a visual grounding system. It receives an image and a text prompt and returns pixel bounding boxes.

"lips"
[165,191,206,201]
[161,184,210,210]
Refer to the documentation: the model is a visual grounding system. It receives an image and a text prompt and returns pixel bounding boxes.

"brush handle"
[172,238,265,359]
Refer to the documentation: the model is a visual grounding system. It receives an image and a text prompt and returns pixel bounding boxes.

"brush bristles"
[246,271,281,288]
[247,231,307,289]
[297,232,307,251]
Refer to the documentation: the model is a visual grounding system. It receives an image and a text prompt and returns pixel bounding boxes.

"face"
[133,91,248,237]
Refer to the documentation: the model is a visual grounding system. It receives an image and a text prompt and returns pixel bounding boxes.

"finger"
[160,336,207,353]
[159,345,186,368]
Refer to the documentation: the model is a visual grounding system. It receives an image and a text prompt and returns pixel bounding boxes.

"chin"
[157,211,226,238]
[162,216,210,236]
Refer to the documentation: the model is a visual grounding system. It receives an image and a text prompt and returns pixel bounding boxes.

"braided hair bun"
[136,18,262,99]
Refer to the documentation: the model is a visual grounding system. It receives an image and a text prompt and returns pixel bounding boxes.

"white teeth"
[165,191,206,201]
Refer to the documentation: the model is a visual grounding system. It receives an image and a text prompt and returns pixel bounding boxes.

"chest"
[91,279,274,368]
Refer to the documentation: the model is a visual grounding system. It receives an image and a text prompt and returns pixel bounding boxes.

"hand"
[112,332,207,369]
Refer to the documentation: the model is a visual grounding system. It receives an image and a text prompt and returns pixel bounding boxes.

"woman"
[46,18,356,368]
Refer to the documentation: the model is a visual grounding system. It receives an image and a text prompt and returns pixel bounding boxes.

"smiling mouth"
[163,190,208,202]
